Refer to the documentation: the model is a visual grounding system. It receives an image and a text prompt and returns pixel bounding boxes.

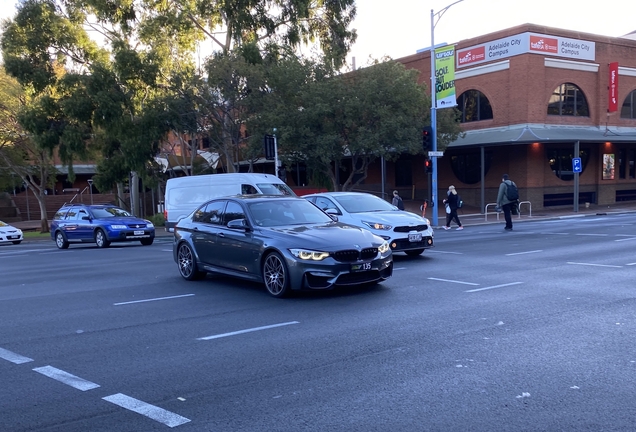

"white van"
[164,173,296,231]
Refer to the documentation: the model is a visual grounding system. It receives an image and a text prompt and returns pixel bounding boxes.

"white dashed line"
[197,321,300,341]
[0,347,33,364]
[103,393,190,428]
[575,233,608,236]
[114,294,195,306]
[465,282,523,293]
[428,277,479,286]
[615,237,636,242]
[567,262,622,268]
[429,250,463,254]
[505,250,542,256]
[33,366,100,391]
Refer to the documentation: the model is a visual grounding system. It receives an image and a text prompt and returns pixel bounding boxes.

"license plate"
[408,233,422,242]
[134,230,145,235]
[8,235,18,239]
[351,262,372,272]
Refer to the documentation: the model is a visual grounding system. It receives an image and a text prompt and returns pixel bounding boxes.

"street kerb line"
[114,294,195,306]
[505,250,542,256]
[103,393,190,428]
[0,347,33,364]
[198,321,300,341]
[428,277,479,286]
[465,282,523,293]
[33,366,100,391]
[567,262,622,268]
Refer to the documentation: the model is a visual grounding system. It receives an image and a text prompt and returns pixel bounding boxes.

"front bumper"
[108,229,155,241]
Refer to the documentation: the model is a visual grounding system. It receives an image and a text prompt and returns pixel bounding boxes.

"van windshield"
[256,183,296,196]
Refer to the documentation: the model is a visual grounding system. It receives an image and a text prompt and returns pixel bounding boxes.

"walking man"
[497,174,517,231]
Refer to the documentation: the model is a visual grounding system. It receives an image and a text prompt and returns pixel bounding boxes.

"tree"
[252,56,463,191]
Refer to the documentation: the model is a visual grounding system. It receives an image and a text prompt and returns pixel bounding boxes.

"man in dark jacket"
[496,174,517,231]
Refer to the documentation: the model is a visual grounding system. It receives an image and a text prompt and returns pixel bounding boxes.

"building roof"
[448,124,636,149]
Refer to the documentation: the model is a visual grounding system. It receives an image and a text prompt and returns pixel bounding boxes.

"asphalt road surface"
[1,213,636,432]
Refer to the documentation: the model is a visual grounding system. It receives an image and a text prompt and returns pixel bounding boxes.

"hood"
[96,216,150,225]
[345,210,426,225]
[0,226,20,234]
[262,222,383,250]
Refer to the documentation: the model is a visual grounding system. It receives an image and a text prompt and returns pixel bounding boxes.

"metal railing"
[69,186,89,204]
[484,201,532,221]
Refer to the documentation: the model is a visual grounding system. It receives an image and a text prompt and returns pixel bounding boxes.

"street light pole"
[273,128,280,179]
[430,0,464,227]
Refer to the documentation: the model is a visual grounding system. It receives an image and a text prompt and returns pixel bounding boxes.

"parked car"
[173,195,393,298]
[303,192,434,256]
[50,204,155,249]
[0,220,23,245]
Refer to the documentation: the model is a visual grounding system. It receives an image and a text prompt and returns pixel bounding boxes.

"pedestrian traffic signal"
[422,126,433,151]
[424,157,432,173]
[263,135,275,160]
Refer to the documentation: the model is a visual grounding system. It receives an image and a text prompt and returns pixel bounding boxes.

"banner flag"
[608,62,619,113]
[435,45,456,109]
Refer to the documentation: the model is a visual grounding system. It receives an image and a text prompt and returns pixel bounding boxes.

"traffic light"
[422,126,433,151]
[424,157,432,173]
[263,134,275,160]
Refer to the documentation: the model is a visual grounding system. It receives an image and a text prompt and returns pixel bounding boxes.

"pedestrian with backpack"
[392,190,405,210]
[497,174,518,231]
[442,185,463,230]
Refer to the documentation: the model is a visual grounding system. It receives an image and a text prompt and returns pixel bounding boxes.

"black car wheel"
[55,231,69,249]
[177,243,205,280]
[263,252,290,298]
[95,229,111,248]
[404,249,425,256]
[140,238,154,246]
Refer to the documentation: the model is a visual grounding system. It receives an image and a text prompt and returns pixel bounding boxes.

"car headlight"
[110,224,127,229]
[145,220,154,228]
[362,221,392,230]
[290,248,330,261]
[423,217,431,225]
[378,241,390,254]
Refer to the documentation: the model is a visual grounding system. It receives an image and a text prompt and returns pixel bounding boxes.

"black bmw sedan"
[173,195,393,297]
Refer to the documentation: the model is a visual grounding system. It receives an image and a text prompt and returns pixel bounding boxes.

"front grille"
[336,270,381,285]
[394,224,428,233]
[128,223,145,229]
[333,248,378,263]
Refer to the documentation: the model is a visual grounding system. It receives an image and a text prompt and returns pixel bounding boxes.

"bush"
[148,213,165,227]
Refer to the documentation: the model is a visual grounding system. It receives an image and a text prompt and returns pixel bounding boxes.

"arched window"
[547,147,590,181]
[449,151,492,185]
[547,83,589,116]
[456,90,493,122]
[620,90,636,119]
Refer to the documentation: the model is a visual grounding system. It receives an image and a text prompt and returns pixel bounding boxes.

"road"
[1,214,636,431]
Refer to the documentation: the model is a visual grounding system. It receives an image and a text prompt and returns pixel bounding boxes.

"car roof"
[305,192,377,197]
[222,194,301,203]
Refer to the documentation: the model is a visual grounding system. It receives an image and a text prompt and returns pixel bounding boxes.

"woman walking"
[442,185,463,230]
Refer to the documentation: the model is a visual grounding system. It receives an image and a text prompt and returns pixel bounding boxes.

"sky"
[2,0,635,68]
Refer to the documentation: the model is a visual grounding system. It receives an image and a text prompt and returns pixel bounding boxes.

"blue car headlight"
[378,241,390,254]
[110,224,127,229]
[144,220,154,228]
[290,249,330,261]
[362,221,392,230]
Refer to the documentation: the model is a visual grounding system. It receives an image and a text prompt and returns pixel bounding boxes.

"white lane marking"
[428,277,479,286]
[114,294,195,306]
[429,250,463,255]
[0,249,48,256]
[103,393,190,428]
[615,237,636,242]
[615,234,636,237]
[506,250,542,256]
[198,321,300,341]
[575,233,608,237]
[465,282,523,293]
[567,262,622,268]
[393,267,407,270]
[33,366,100,391]
[626,263,636,266]
[539,232,569,235]
[0,347,33,364]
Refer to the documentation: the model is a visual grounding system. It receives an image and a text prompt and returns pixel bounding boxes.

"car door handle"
[218,233,225,237]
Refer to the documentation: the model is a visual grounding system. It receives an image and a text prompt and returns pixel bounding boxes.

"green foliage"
[148,212,165,227]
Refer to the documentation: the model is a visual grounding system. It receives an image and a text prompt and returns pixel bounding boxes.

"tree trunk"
[116,182,126,208]
[34,191,49,233]
[130,171,140,217]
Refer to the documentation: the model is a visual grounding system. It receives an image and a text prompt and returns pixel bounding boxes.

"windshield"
[255,183,296,196]
[334,194,396,213]
[248,199,333,227]
[91,207,133,218]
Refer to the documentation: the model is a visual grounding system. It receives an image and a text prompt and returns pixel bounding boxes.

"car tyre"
[95,229,111,248]
[404,249,425,256]
[55,231,69,249]
[177,242,206,280]
[263,252,290,298]
[140,238,154,246]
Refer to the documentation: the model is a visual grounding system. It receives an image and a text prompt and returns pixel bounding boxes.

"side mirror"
[81,216,91,220]
[325,208,339,215]
[328,214,338,222]
[227,218,250,231]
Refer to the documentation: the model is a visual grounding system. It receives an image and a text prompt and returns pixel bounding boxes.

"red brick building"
[381,23,636,210]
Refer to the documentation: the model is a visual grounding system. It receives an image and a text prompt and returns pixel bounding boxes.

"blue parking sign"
[572,157,582,173]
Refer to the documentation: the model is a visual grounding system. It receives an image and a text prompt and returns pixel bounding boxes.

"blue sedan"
[51,204,155,249]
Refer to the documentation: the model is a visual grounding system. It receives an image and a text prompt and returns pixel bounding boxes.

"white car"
[0,220,23,245]
[304,192,434,256]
